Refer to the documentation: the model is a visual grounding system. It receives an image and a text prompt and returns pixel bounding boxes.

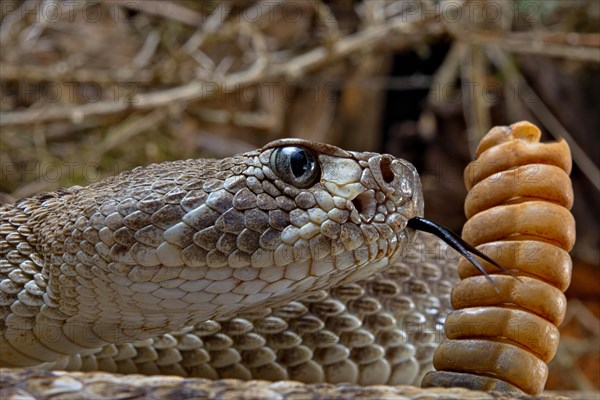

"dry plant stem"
[0,64,156,84]
[422,121,575,395]
[183,2,232,54]
[509,31,600,47]
[460,44,491,157]
[457,30,600,63]
[439,1,600,63]
[427,42,462,107]
[90,109,170,163]
[486,47,600,191]
[110,0,206,26]
[0,18,444,126]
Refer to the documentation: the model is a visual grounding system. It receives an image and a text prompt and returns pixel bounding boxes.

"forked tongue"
[407,216,519,292]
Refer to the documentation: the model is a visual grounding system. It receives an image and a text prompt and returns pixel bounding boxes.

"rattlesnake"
[0,139,510,399]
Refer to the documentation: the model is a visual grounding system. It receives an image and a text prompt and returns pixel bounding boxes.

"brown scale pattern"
[53,233,457,386]
[423,122,575,395]
[1,138,430,382]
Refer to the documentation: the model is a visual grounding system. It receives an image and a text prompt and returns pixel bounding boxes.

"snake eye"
[270,146,320,188]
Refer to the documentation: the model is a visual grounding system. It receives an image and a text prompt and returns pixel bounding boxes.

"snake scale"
[0,139,513,399]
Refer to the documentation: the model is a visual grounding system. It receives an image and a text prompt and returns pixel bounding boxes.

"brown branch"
[0,18,444,127]
[0,63,155,84]
[456,30,600,63]
[487,46,600,191]
[108,0,205,26]
[461,44,491,157]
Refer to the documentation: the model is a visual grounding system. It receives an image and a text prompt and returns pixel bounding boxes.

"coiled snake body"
[0,139,471,396]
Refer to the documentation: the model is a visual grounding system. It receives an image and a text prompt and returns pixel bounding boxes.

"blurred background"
[1,0,598,391]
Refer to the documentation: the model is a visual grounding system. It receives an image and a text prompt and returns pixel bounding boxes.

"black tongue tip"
[407,216,519,290]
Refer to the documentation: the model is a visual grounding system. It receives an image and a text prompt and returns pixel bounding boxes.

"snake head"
[260,139,424,285]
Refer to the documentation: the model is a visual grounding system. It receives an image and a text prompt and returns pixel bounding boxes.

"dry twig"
[0,17,444,126]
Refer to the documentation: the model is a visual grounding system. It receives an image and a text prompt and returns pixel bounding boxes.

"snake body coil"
[1,138,465,387]
[423,122,575,395]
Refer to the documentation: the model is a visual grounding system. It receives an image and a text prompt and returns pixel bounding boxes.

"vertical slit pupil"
[291,150,308,178]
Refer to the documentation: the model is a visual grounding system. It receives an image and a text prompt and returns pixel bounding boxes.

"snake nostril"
[380,156,394,183]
